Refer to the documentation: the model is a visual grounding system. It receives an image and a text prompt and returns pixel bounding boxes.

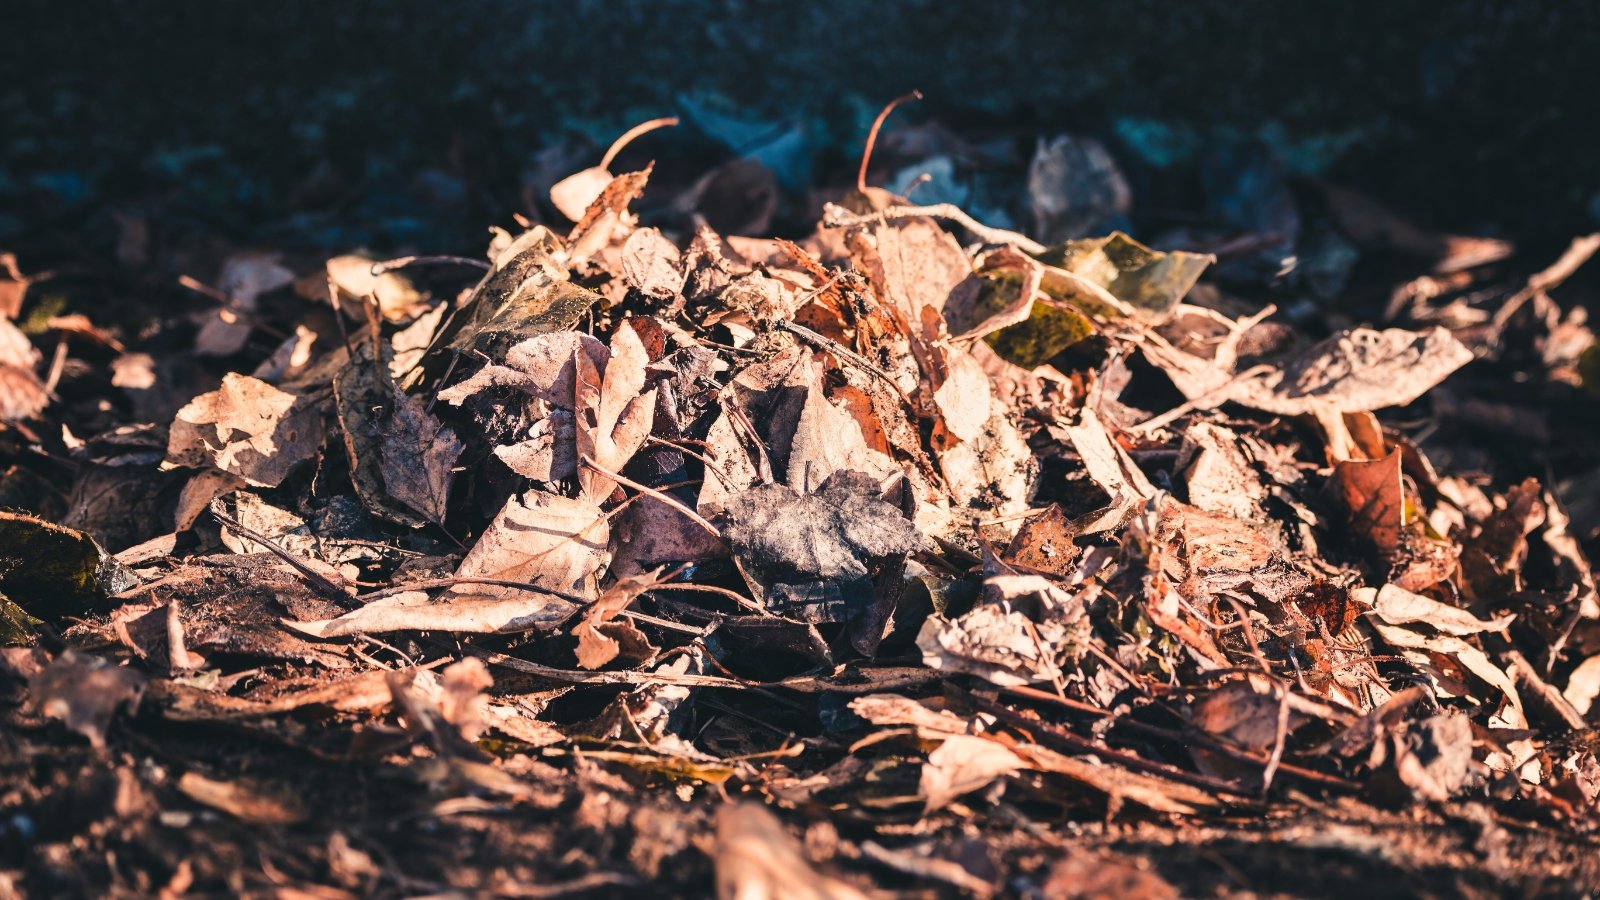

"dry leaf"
[377,384,463,524]
[1332,449,1405,556]
[164,373,323,488]
[177,772,308,825]
[1367,584,1513,636]
[446,490,609,605]
[920,734,1024,811]
[29,651,146,748]
[576,319,657,501]
[714,803,869,900]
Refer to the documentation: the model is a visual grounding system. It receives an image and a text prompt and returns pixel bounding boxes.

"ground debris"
[0,105,1596,898]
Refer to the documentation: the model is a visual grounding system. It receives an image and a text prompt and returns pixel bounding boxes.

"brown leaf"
[1332,449,1405,556]
[567,166,651,260]
[574,572,660,670]
[714,803,869,900]
[177,772,308,825]
[445,490,609,606]
[856,219,971,321]
[576,319,656,501]
[289,589,575,638]
[164,373,323,488]
[920,734,1024,811]
[0,318,48,421]
[1369,583,1513,636]
[321,254,427,322]
[378,384,462,525]
[435,658,494,742]
[29,651,146,748]
[620,227,685,299]
[549,166,616,222]
[0,252,29,319]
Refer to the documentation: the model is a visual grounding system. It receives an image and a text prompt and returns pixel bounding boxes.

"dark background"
[3,0,1598,249]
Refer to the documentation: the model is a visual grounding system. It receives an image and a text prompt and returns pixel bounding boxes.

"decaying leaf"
[0,511,137,619]
[719,471,927,618]
[918,576,1088,687]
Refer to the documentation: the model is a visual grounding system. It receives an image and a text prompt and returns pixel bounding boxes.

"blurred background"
[4,0,1598,256]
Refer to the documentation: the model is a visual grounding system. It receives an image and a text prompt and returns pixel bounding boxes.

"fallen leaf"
[377,384,463,525]
[920,734,1025,811]
[444,490,608,606]
[576,319,656,501]
[0,511,138,619]
[29,651,146,748]
[1369,584,1513,636]
[1332,449,1406,556]
[164,373,323,488]
[714,803,869,900]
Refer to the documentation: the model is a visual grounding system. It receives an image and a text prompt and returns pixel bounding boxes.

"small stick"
[210,503,353,601]
[823,202,1047,256]
[600,116,679,171]
[857,91,923,194]
[580,455,722,538]
[369,255,490,276]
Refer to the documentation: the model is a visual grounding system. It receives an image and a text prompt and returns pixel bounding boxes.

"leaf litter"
[0,105,1597,898]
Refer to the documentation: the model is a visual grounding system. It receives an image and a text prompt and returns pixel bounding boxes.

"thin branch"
[857,90,922,194]
[822,202,1047,256]
[600,116,679,171]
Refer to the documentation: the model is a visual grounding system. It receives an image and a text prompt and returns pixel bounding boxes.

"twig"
[210,502,353,601]
[579,455,723,539]
[369,255,490,276]
[857,90,922,194]
[822,202,1047,256]
[599,116,679,171]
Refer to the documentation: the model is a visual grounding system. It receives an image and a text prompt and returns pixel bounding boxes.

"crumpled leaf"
[1187,676,1308,779]
[919,733,1025,811]
[854,219,971,321]
[29,650,146,748]
[436,227,598,360]
[431,658,494,743]
[1058,407,1156,534]
[376,384,463,525]
[163,373,323,488]
[1152,325,1472,416]
[918,575,1088,687]
[576,319,657,501]
[567,166,651,260]
[621,227,685,300]
[195,253,296,357]
[1385,713,1479,802]
[719,471,927,618]
[573,571,660,670]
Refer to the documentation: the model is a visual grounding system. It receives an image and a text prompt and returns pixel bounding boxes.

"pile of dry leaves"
[1,111,1599,897]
